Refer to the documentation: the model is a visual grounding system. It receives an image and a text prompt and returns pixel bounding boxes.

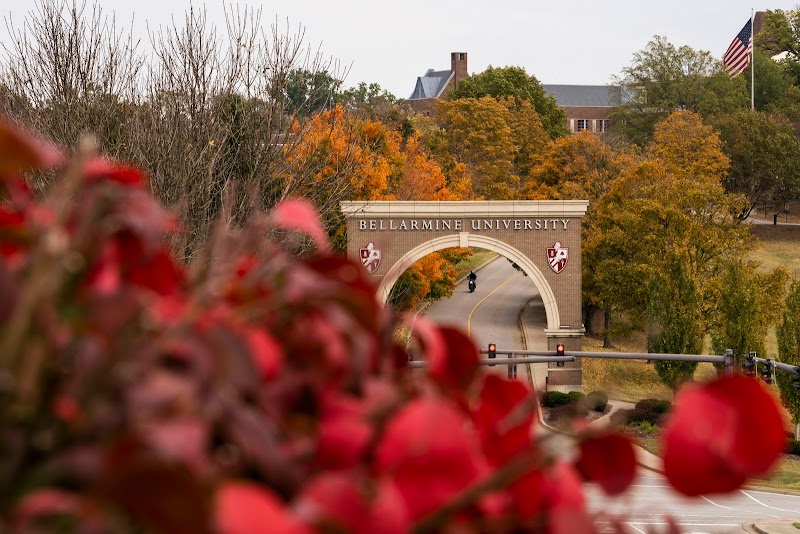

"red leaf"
[246,328,283,381]
[374,397,485,520]
[473,374,535,466]
[406,315,446,369]
[269,198,330,252]
[127,248,186,296]
[294,473,372,534]
[575,430,637,495]
[543,461,594,534]
[429,326,480,400]
[83,240,122,295]
[13,489,81,522]
[317,396,372,469]
[53,395,83,425]
[84,157,147,187]
[0,119,63,177]
[143,418,209,474]
[662,374,785,496]
[215,482,311,534]
[101,435,211,534]
[371,479,411,534]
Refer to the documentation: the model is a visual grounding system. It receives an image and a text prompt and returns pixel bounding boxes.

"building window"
[576,119,590,132]
[596,119,611,133]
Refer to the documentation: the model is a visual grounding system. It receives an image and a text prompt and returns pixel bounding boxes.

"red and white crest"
[360,242,381,274]
[547,241,568,274]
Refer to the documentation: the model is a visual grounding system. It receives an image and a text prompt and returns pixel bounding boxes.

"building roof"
[543,84,633,108]
[408,69,454,100]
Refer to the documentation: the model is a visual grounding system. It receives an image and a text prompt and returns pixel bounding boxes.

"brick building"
[407,52,469,116]
[405,52,629,134]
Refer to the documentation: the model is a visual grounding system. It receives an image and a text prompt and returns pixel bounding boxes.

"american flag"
[723,19,753,78]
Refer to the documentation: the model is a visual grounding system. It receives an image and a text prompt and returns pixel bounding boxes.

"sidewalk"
[749,518,800,533]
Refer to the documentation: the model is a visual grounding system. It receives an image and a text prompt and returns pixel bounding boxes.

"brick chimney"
[451,52,468,90]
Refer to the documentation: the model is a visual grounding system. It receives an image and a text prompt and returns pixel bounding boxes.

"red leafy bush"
[0,119,787,532]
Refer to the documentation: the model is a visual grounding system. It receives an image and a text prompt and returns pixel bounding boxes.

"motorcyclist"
[467,271,477,292]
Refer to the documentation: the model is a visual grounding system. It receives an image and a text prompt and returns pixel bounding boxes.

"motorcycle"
[468,279,476,293]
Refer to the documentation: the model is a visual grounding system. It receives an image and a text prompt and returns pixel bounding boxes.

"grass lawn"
[748,224,800,281]
[452,247,498,280]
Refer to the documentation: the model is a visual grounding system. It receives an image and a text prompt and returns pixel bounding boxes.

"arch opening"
[377,234,560,331]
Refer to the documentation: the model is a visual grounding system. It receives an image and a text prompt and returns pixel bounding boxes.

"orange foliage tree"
[434,96,549,200]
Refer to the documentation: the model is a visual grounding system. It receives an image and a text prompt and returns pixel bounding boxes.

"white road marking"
[740,490,800,515]
[467,271,519,337]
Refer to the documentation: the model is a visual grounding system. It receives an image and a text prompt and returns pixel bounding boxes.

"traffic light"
[556,343,565,367]
[761,359,774,385]
[488,343,496,366]
[742,352,756,377]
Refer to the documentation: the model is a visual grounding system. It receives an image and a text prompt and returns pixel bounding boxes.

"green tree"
[749,49,794,110]
[336,82,408,132]
[708,258,788,370]
[648,254,703,393]
[777,279,800,439]
[712,110,800,218]
[284,69,343,116]
[448,65,567,139]
[613,36,747,145]
[756,8,800,85]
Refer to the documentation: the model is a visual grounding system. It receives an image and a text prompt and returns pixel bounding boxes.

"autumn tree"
[390,134,452,201]
[411,114,474,201]
[711,109,800,218]
[586,112,752,356]
[777,279,800,439]
[612,36,747,145]
[284,104,398,205]
[434,96,549,200]
[448,65,567,139]
[524,131,635,337]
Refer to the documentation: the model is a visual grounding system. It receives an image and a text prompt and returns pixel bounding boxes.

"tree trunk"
[795,421,799,441]
[603,309,611,348]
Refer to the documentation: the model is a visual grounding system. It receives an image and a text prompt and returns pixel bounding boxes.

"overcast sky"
[4,1,800,98]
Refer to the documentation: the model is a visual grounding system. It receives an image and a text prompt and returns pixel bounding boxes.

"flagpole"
[751,8,755,110]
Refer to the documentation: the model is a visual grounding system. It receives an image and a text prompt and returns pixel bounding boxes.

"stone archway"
[340,200,588,390]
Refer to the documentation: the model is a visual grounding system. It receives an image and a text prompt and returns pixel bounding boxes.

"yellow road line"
[467,271,520,337]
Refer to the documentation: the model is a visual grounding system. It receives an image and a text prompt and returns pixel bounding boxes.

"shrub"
[541,390,572,407]
[567,391,585,403]
[586,390,609,412]
[787,439,800,456]
[635,398,672,414]
[610,408,663,427]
